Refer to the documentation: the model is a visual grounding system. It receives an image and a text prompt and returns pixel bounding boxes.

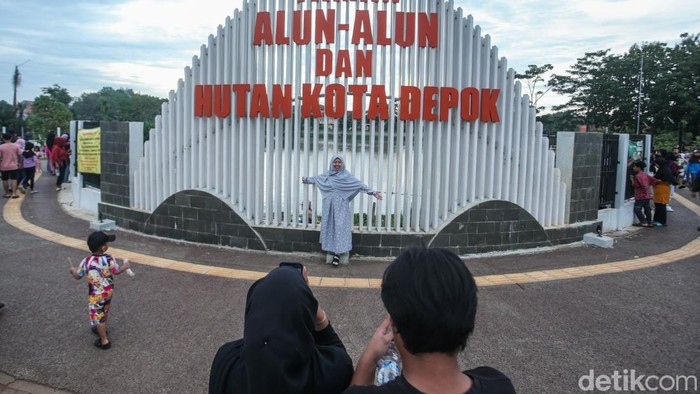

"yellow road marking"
[4,181,699,288]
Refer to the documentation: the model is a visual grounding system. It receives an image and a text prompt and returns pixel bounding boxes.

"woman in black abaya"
[209,265,353,393]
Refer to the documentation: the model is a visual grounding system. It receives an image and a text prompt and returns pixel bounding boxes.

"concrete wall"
[557,132,603,224]
[100,122,143,208]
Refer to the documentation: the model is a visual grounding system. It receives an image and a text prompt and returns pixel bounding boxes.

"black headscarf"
[46,132,56,149]
[653,158,675,183]
[209,267,353,394]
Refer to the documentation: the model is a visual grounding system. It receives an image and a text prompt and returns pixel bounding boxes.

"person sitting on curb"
[345,247,515,393]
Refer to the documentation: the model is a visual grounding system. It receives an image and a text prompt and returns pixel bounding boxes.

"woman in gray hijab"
[303,155,382,266]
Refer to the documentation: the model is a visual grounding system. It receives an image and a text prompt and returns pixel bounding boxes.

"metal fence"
[599,134,619,208]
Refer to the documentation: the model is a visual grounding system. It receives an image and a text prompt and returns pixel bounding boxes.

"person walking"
[630,161,654,227]
[302,155,382,266]
[45,131,56,175]
[20,141,38,194]
[651,158,675,227]
[688,149,700,198]
[69,231,131,349]
[0,133,22,199]
[51,136,70,191]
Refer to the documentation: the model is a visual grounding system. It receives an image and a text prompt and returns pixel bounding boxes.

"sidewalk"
[16,174,700,280]
[0,372,71,394]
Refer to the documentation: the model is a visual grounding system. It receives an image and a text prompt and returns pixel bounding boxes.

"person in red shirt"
[51,136,71,191]
[630,161,655,227]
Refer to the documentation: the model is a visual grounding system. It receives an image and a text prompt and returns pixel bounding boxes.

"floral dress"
[76,254,120,325]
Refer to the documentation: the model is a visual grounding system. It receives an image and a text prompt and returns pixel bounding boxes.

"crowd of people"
[630,147,700,229]
[0,131,73,197]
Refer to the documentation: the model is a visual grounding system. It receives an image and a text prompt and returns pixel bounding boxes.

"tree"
[515,64,553,112]
[42,84,72,106]
[549,34,700,140]
[26,95,73,140]
[549,50,620,131]
[72,87,166,133]
[0,100,21,132]
[537,110,581,136]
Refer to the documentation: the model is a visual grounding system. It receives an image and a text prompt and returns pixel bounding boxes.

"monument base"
[582,233,614,248]
[90,219,117,231]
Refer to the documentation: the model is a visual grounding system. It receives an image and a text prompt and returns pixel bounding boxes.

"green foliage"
[651,130,695,151]
[537,110,581,135]
[26,95,72,141]
[549,34,700,139]
[0,100,21,132]
[353,212,404,227]
[41,84,72,106]
[71,87,166,138]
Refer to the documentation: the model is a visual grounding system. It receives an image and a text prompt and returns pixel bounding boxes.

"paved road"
[0,175,698,393]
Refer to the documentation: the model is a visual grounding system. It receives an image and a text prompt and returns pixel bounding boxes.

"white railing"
[133,0,567,232]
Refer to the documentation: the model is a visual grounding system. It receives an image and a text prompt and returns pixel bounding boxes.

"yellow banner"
[77,127,101,174]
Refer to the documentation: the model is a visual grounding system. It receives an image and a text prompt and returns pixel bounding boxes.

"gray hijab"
[313,155,370,200]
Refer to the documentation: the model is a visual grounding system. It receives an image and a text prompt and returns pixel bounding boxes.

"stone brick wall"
[100,191,598,257]
[569,133,603,223]
[431,200,550,254]
[100,122,132,207]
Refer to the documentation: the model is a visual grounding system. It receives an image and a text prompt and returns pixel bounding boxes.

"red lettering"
[356,50,372,77]
[399,86,420,120]
[250,84,270,118]
[335,50,352,78]
[316,49,332,77]
[315,9,335,44]
[460,88,479,121]
[480,89,500,122]
[351,11,373,45]
[418,13,438,48]
[395,12,415,47]
[367,85,389,120]
[293,11,312,45]
[232,84,250,117]
[302,84,324,117]
[194,85,212,117]
[271,84,292,118]
[347,85,367,119]
[214,85,231,118]
[422,86,439,121]
[325,84,346,118]
[253,12,273,45]
[439,87,458,121]
[275,11,290,44]
[376,11,391,45]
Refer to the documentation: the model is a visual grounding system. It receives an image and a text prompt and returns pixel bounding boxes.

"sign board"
[77,127,101,174]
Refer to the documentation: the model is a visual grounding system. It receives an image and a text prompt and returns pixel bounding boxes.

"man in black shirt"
[345,247,516,394]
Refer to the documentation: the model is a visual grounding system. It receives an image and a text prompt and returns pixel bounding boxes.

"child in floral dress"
[69,231,130,349]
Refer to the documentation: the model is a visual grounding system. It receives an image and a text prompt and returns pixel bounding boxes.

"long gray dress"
[304,155,374,255]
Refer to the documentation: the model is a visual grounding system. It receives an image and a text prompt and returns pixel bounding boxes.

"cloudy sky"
[0,0,697,111]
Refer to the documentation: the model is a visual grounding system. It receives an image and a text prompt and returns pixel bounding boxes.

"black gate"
[599,134,619,208]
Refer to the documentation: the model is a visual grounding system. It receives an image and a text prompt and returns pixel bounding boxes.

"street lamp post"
[636,44,644,135]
